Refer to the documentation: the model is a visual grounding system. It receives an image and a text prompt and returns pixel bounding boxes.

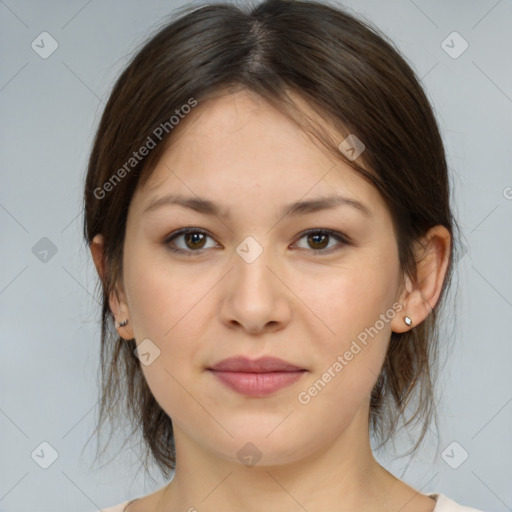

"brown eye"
[165,229,217,254]
[164,228,349,255]
[183,231,207,250]
[307,232,329,250]
[294,229,349,254]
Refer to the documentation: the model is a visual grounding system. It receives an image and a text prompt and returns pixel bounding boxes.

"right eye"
[164,228,220,254]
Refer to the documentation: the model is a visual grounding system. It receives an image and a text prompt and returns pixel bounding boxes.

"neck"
[154,406,399,512]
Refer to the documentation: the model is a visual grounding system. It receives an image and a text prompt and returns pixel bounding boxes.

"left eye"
[293,229,348,253]
[164,228,348,254]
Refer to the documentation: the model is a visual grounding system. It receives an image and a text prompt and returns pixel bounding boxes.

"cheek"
[124,249,211,371]
[125,248,204,340]
[300,260,398,390]
[125,259,208,420]
[309,264,396,339]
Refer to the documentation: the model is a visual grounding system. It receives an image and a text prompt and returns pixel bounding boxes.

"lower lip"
[209,370,306,396]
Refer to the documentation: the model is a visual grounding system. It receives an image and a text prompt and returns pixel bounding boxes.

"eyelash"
[163,228,350,256]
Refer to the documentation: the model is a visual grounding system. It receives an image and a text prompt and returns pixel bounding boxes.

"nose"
[219,239,292,335]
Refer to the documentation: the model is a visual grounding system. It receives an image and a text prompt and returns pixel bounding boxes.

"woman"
[84,0,484,510]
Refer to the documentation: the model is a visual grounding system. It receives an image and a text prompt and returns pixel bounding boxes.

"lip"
[208,356,305,373]
[207,356,307,397]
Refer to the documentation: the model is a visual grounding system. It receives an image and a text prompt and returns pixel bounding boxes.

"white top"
[99,493,486,511]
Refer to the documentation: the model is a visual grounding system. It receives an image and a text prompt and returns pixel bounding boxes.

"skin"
[91,88,451,512]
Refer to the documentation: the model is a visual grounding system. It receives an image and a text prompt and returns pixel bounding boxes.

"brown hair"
[83,0,461,478]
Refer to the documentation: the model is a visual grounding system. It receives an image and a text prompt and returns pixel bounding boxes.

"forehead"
[132,89,385,220]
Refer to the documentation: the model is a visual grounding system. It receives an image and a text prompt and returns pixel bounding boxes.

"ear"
[391,225,452,333]
[90,234,134,340]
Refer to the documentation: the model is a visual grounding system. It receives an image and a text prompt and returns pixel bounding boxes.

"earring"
[404,316,412,326]
[117,319,128,328]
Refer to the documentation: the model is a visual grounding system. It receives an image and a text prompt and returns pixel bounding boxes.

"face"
[117,89,404,466]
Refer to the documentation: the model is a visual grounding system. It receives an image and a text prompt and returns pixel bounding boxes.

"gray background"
[1,0,511,511]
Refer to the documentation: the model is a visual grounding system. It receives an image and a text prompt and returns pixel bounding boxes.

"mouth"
[208,355,305,373]
[207,356,307,396]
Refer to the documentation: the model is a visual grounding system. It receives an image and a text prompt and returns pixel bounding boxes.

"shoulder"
[99,500,132,512]
[429,493,486,512]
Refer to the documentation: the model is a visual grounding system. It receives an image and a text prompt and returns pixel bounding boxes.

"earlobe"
[392,273,415,333]
[107,267,135,340]
[90,233,134,340]
[109,287,134,340]
[391,225,451,333]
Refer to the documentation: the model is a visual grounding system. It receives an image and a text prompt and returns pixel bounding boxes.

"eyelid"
[164,228,219,253]
[291,228,351,254]
[163,227,351,255]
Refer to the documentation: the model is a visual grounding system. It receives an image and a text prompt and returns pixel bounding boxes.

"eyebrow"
[142,193,373,219]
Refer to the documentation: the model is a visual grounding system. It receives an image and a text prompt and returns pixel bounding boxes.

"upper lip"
[208,356,305,373]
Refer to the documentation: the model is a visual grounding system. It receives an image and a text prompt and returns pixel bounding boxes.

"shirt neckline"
[123,492,443,511]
